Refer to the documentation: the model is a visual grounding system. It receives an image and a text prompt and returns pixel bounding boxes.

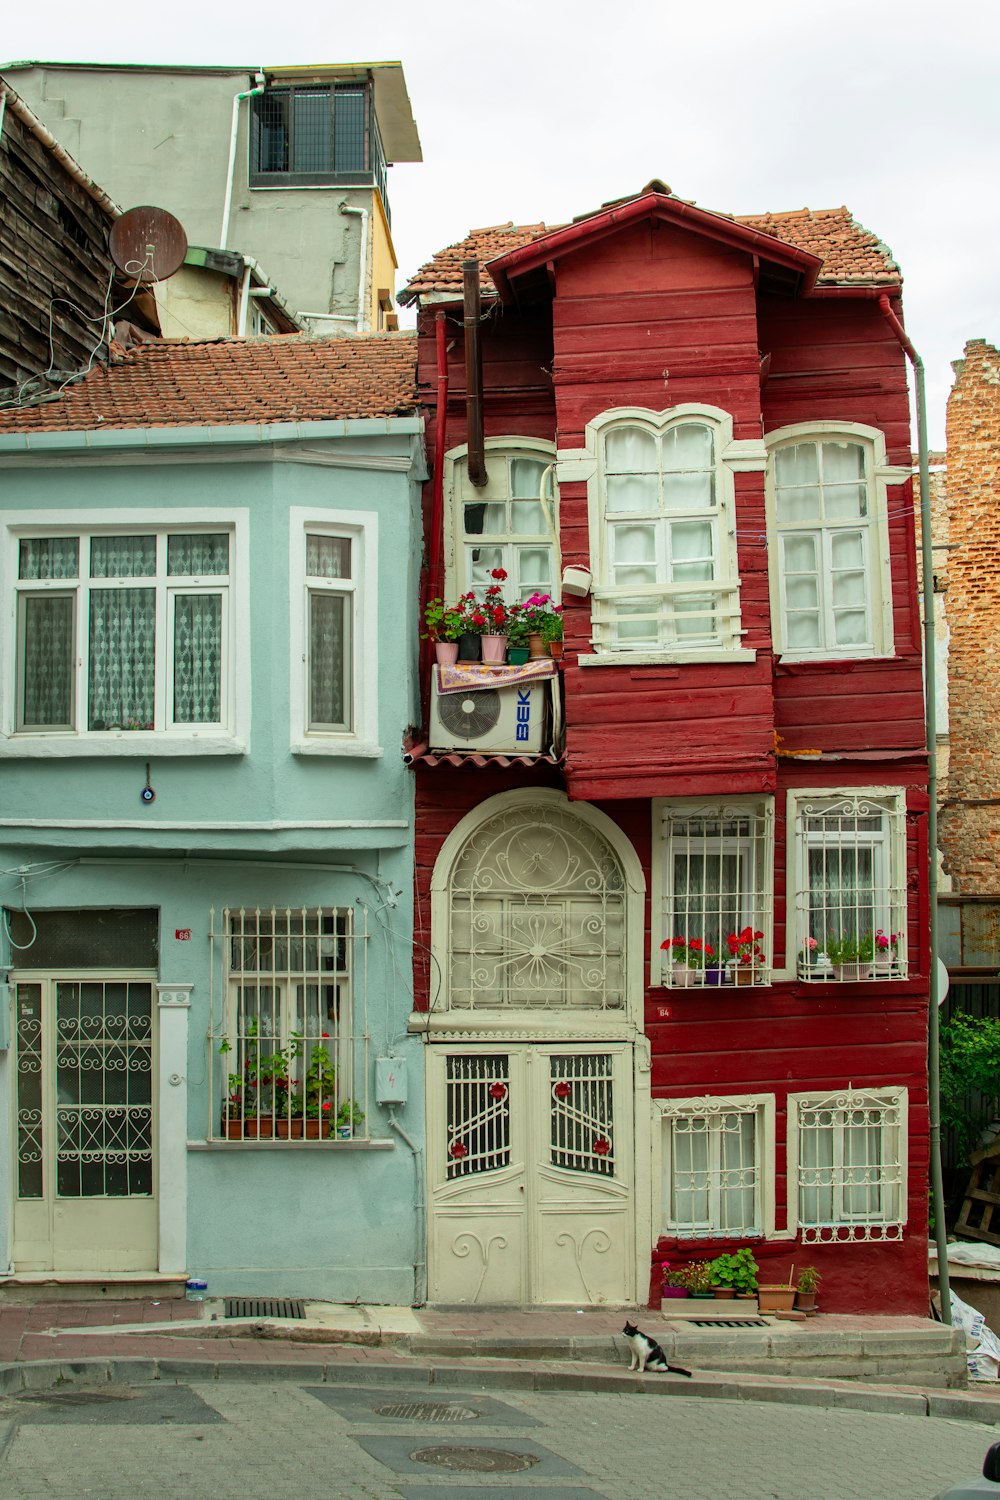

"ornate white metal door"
[427,1045,634,1305]
[12,976,157,1273]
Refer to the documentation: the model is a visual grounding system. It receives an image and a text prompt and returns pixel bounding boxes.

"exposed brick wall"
[938,339,1000,893]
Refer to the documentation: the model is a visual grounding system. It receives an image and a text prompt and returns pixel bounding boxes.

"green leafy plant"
[219,1022,292,1119]
[708,1247,759,1293]
[290,1035,337,1119]
[336,1099,366,1131]
[797,1266,821,1294]
[673,1260,713,1293]
[823,932,864,965]
[940,1011,1000,1162]
[422,597,464,643]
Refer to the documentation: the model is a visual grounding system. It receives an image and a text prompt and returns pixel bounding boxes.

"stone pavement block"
[874,1358,957,1385]
[153,1358,220,1382]
[928,1392,1000,1425]
[326,1361,435,1387]
[430,1364,540,1392]
[734,1380,928,1417]
[17,1360,112,1390]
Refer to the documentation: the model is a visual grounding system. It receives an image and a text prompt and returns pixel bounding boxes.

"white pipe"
[237,259,252,336]
[220,79,265,251]
[388,1109,426,1305]
[341,204,369,332]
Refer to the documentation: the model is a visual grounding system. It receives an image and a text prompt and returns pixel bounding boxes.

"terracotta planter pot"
[434,641,459,666]
[757,1284,796,1312]
[481,634,506,663]
[275,1119,304,1139]
[712,1287,737,1299]
[795,1290,818,1313]
[548,640,564,660]
[226,1117,274,1139]
[528,632,546,658]
[734,968,756,986]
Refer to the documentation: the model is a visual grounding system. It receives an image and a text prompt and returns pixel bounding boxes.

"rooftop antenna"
[109,205,188,283]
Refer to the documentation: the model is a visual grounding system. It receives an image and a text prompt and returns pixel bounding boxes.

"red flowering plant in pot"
[453,568,512,662]
[726,926,765,986]
[661,935,716,987]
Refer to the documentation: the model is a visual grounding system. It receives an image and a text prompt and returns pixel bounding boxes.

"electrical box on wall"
[375,1057,408,1105]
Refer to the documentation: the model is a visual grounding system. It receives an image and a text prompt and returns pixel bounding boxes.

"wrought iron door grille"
[446,1055,510,1178]
[549,1053,614,1175]
[224,1298,305,1320]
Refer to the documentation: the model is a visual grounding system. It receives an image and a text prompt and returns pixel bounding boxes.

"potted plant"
[541,607,564,660]
[422,597,464,665]
[795,1265,821,1314]
[520,591,563,658]
[661,1264,690,1299]
[677,1261,715,1298]
[709,1247,758,1298]
[872,928,901,973]
[288,1035,338,1137]
[335,1099,365,1139]
[219,1024,291,1138]
[823,932,867,982]
[661,935,715,987]
[757,1271,797,1313]
[797,935,819,978]
[726,926,765,985]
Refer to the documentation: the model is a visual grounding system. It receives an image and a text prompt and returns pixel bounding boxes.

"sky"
[5,0,999,447]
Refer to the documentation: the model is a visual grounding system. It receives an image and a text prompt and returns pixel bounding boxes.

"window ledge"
[578,649,756,668]
[775,651,895,667]
[188,1137,394,1151]
[291,738,384,758]
[0,734,245,758]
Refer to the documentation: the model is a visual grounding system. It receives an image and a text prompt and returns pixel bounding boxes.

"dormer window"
[250,83,388,206]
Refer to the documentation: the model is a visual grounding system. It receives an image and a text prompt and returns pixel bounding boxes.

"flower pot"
[757,1284,796,1313]
[457,632,481,662]
[704,966,728,987]
[434,641,459,666]
[528,632,547,658]
[227,1117,274,1139]
[872,955,893,974]
[275,1118,304,1139]
[481,634,506,663]
[734,968,756,986]
[832,962,867,982]
[548,640,564,660]
[507,646,530,665]
[671,962,696,987]
[795,1291,818,1314]
[336,1124,352,1139]
[661,1286,689,1299]
[712,1287,737,1299]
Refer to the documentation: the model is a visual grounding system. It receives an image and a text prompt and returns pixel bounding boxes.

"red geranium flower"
[450,1141,468,1159]
[554,1081,571,1100]
[593,1138,611,1157]
[489,1082,507,1100]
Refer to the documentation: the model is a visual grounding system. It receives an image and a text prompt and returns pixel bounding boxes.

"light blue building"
[0,333,426,1301]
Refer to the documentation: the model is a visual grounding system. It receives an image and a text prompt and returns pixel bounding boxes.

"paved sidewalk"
[0,1294,991,1424]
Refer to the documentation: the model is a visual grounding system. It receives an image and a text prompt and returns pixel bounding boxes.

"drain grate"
[687,1317,768,1329]
[376,1401,480,1423]
[411,1446,539,1474]
[223,1297,306,1320]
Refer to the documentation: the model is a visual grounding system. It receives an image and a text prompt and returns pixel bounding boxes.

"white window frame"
[289,508,381,757]
[654,1093,776,1239]
[567,404,759,666]
[764,421,907,661]
[785,786,908,983]
[0,509,249,757]
[787,1085,907,1241]
[652,798,774,987]
[443,437,559,604]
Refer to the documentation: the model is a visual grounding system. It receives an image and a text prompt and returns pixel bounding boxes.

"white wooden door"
[12,976,157,1273]
[427,1045,634,1305]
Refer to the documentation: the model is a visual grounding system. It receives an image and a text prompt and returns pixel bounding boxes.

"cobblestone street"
[0,1376,994,1500]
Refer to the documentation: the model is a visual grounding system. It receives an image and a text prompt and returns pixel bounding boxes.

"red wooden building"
[401,184,929,1313]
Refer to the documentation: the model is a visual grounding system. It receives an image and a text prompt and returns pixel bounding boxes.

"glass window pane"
[664,471,714,511]
[254,91,289,172]
[673,561,714,584]
[292,89,331,172]
[808,844,876,941]
[786,612,821,649]
[670,521,713,562]
[785,576,819,610]
[173,594,222,723]
[832,568,866,607]
[782,535,818,573]
[614,598,657,644]
[309,591,350,729]
[90,536,156,578]
[821,442,865,484]
[19,537,79,580]
[606,473,657,513]
[662,423,714,470]
[465,501,506,535]
[21,595,75,728]
[467,546,504,586]
[509,458,549,498]
[333,88,366,173]
[834,609,869,646]
[824,484,867,521]
[615,566,658,588]
[168,533,229,575]
[516,548,552,589]
[605,426,657,473]
[510,499,546,534]
[306,535,351,579]
[831,531,865,570]
[776,486,821,525]
[611,523,657,565]
[88,588,155,730]
[775,443,820,487]
[669,1118,711,1228]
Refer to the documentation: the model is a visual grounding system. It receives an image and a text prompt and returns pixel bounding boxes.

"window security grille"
[794,795,907,983]
[549,1054,614,1176]
[792,1087,906,1241]
[446,1054,510,1179]
[661,1099,761,1236]
[209,906,368,1141]
[659,802,773,987]
[250,83,388,211]
[448,803,626,1010]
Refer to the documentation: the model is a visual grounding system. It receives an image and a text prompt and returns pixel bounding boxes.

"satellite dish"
[109,206,188,283]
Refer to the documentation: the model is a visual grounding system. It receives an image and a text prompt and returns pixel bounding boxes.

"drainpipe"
[463,260,487,487]
[236,259,252,336]
[220,74,265,251]
[341,204,370,333]
[388,1110,426,1305]
[419,310,451,706]
[878,294,951,1327]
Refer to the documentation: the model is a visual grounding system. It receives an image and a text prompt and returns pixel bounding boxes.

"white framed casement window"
[576,405,753,660]
[787,787,908,983]
[444,438,559,603]
[3,513,248,754]
[765,422,906,660]
[655,1094,775,1238]
[787,1086,907,1241]
[289,509,380,756]
[652,798,774,987]
[209,904,368,1141]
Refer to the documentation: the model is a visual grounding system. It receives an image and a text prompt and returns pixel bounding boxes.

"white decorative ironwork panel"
[446,1054,511,1179]
[54,981,153,1197]
[15,984,43,1199]
[795,1086,905,1239]
[449,805,626,1010]
[549,1053,614,1175]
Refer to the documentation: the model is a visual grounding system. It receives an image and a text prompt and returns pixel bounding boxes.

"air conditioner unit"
[430,678,548,753]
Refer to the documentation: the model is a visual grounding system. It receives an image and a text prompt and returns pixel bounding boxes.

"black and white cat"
[622,1321,692,1377]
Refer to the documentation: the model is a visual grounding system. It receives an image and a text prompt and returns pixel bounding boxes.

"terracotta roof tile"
[0,333,419,433]
[401,200,899,303]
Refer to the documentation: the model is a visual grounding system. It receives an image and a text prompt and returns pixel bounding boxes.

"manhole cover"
[375,1401,480,1422]
[223,1298,305,1320]
[411,1445,539,1474]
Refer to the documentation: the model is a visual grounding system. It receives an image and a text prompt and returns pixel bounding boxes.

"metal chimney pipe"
[462,259,487,488]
